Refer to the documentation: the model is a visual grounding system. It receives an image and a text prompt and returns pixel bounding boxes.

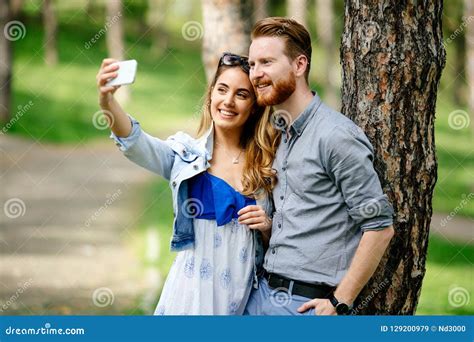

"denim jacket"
[110,115,271,284]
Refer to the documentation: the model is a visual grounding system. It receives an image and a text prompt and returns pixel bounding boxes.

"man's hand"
[297,298,336,315]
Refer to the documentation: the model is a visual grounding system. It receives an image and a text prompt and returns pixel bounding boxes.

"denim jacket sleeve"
[322,123,394,232]
[109,114,175,180]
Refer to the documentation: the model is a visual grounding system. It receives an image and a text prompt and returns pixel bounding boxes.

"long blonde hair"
[197,65,280,198]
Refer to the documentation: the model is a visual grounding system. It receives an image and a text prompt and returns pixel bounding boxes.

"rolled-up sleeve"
[109,115,142,152]
[109,114,175,180]
[323,123,394,232]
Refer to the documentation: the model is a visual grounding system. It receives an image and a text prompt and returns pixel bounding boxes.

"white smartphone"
[106,59,137,86]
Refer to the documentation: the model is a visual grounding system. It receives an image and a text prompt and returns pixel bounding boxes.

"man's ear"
[293,55,309,78]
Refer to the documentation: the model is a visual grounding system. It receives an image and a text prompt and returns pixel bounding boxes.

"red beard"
[255,71,296,106]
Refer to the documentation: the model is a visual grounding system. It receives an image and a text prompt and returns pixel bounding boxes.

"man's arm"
[299,123,395,315]
[297,226,394,315]
[334,226,394,305]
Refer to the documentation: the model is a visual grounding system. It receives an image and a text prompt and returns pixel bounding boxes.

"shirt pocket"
[169,141,198,163]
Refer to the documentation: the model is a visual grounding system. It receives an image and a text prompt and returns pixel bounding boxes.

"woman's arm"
[96,58,132,137]
[97,58,175,180]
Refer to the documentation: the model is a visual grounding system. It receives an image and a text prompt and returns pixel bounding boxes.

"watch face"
[336,303,350,315]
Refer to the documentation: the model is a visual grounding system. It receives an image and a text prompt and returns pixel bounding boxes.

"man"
[243,17,395,315]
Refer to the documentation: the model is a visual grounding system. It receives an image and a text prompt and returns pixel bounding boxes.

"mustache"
[253,79,273,86]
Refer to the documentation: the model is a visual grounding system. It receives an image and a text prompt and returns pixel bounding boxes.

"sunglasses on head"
[219,52,250,73]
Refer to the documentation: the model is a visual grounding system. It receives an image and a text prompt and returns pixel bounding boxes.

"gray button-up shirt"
[264,93,394,287]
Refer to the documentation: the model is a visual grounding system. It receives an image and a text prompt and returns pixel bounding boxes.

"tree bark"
[341,1,446,314]
[465,0,474,135]
[42,0,58,66]
[286,0,307,28]
[202,0,253,82]
[106,0,129,104]
[315,0,339,108]
[0,0,12,123]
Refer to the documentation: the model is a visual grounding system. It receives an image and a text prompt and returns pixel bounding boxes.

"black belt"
[263,271,335,299]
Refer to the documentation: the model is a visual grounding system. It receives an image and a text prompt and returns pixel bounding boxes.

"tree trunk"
[10,0,23,18]
[146,0,170,57]
[42,0,58,66]
[202,0,253,82]
[286,0,306,27]
[340,1,446,314]
[106,0,129,104]
[315,0,339,108]
[253,0,268,23]
[465,0,474,135]
[0,0,12,123]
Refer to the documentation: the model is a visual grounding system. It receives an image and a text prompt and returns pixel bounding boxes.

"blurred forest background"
[0,0,472,315]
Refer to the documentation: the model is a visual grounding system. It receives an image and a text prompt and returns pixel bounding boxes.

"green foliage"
[417,236,473,315]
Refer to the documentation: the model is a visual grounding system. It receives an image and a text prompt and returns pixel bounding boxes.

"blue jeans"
[243,277,316,315]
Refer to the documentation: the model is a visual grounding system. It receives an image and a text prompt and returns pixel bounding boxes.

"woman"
[96,53,279,315]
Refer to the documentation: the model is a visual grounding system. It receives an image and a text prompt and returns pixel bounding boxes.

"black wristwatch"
[328,294,352,315]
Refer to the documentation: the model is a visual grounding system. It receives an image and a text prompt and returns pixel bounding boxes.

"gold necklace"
[215,143,244,164]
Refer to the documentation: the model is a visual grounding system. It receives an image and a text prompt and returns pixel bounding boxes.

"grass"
[417,236,473,315]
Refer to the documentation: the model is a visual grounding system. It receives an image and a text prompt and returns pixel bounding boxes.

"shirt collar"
[288,91,322,137]
[197,121,215,161]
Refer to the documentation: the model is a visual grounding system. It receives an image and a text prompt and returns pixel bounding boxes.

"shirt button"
[115,142,121,147]
[193,164,198,170]
[280,195,284,200]
[271,248,276,254]
[284,139,287,143]
[172,181,177,187]
[278,223,281,228]
[282,167,286,171]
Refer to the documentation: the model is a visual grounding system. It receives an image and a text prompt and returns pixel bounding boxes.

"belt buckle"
[269,274,286,290]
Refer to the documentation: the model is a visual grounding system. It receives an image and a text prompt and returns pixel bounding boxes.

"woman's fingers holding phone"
[101,58,118,68]
[99,72,118,85]
[103,63,119,73]
[99,85,120,96]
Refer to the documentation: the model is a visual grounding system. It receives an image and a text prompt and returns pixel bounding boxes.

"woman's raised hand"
[94,58,132,137]
[96,58,121,108]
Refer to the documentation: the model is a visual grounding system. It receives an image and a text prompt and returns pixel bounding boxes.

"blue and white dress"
[154,171,257,315]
